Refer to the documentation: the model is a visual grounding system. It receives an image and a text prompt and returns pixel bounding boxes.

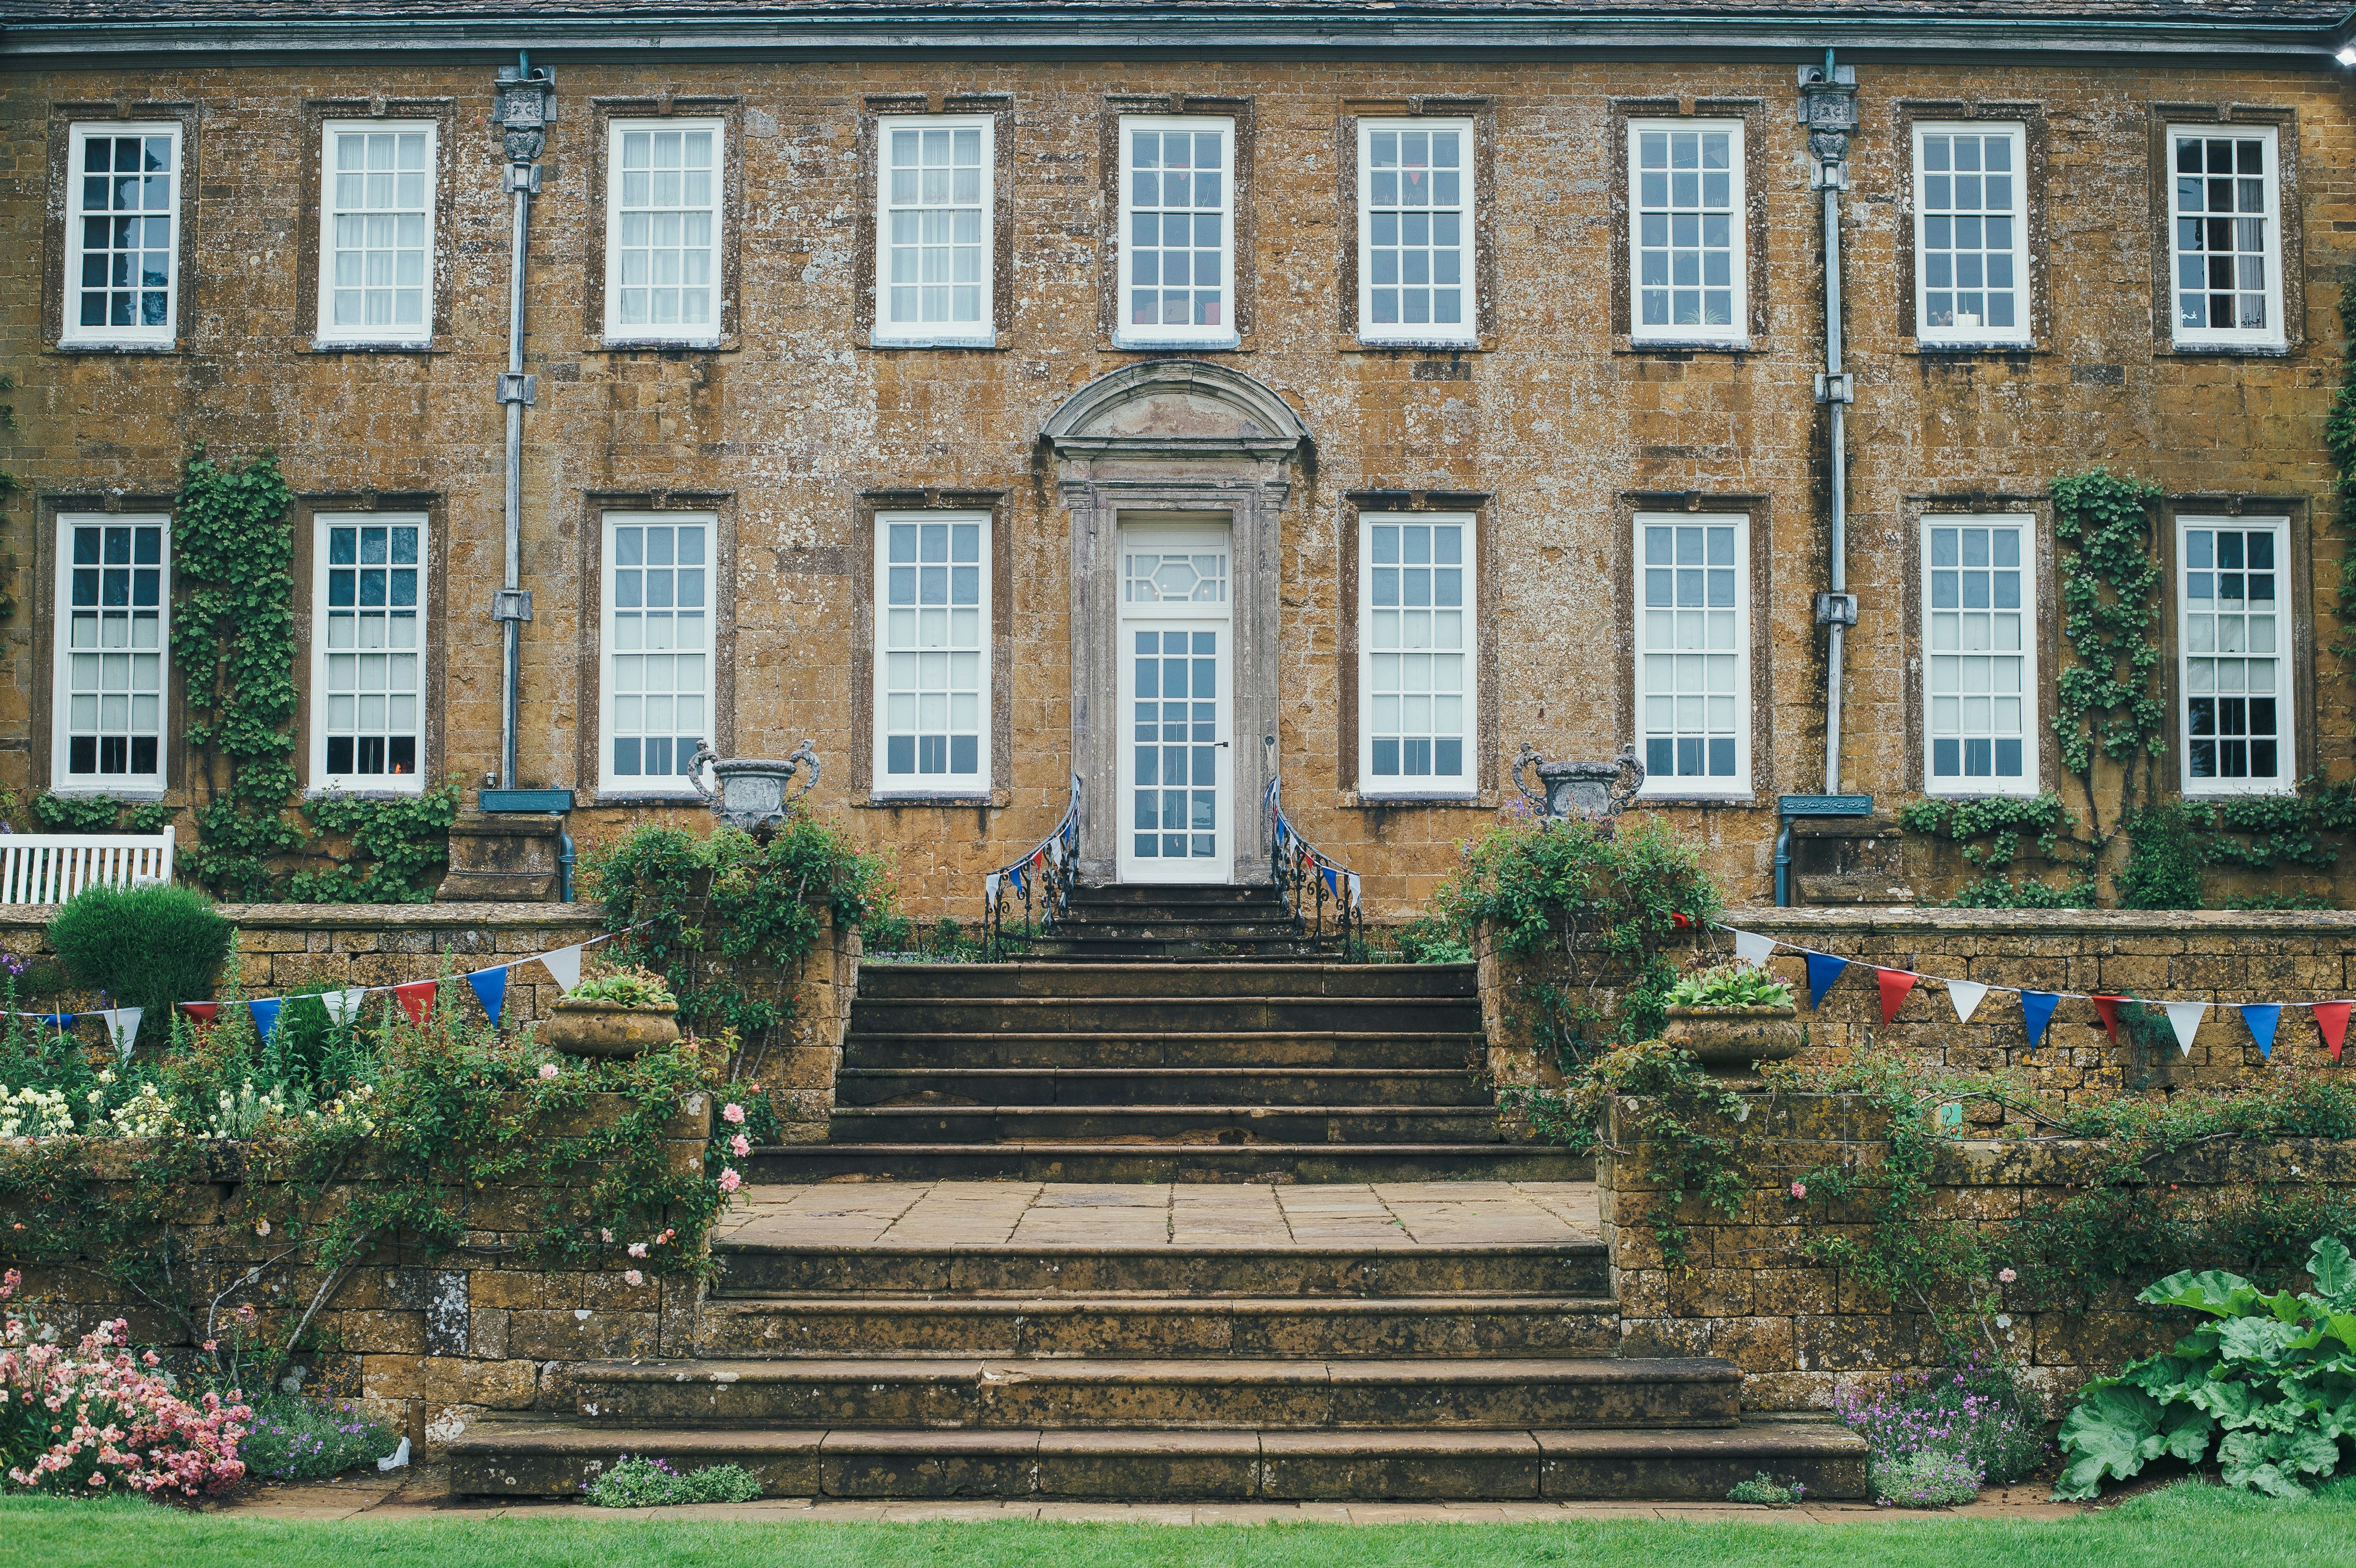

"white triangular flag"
[1948,980,1990,1025]
[322,988,368,1026]
[1731,929,1776,967]
[538,944,584,993]
[1347,872,1362,910]
[2164,1001,2209,1057]
[984,872,1002,905]
[104,1007,141,1060]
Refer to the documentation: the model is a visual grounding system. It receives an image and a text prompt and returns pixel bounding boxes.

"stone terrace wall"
[1483,907,2356,1118]
[1,1091,712,1457]
[1597,1091,2356,1414]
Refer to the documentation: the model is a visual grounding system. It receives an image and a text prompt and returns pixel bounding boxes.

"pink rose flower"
[622,1269,643,1287]
[1999,1268,2018,1284]
[729,1133,751,1158]
[718,1167,742,1195]
[722,1103,745,1125]
[627,1242,647,1259]
[1789,1182,1807,1200]
[538,1063,559,1080]
[599,1228,613,1244]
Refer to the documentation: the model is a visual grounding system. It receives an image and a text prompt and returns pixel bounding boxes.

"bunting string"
[1717,922,2350,1063]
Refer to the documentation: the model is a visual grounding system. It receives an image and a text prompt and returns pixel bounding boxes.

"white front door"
[1116,524,1233,884]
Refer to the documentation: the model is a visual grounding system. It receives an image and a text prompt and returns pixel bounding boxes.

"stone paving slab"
[715,1181,1602,1249]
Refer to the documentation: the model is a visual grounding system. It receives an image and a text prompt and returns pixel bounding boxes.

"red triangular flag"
[180,1002,218,1026]
[1876,968,1919,1026]
[2316,1001,2351,1062]
[2091,995,2124,1044]
[395,979,438,1026]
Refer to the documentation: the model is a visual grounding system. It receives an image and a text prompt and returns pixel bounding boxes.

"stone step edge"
[568,1355,1736,1387]
[830,1105,1505,1118]
[746,1143,1578,1159]
[700,1294,1622,1314]
[837,1067,1476,1078]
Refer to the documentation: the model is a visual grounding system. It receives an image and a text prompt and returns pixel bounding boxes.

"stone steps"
[850,995,1479,1034]
[855,960,1476,999]
[835,1067,1492,1109]
[448,1417,1869,1501]
[744,1142,1591,1184]
[827,1104,1515,1145]
[840,1031,1483,1071]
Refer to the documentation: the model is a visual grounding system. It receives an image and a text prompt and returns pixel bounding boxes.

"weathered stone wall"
[1597,1091,2356,1414]
[1482,905,2356,1113]
[4,52,2351,917]
[1,1091,713,1457]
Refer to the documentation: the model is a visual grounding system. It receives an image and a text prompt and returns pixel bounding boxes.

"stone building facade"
[3,1,2355,915]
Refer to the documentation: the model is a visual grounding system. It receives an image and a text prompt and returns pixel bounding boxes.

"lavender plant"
[1836,1356,2050,1505]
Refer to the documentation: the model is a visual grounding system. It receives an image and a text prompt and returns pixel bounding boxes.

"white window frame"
[2176,514,2295,797]
[2166,123,2285,352]
[1627,118,1748,348]
[1115,114,1238,350]
[1910,121,2032,348]
[51,512,171,794]
[871,510,993,798]
[61,121,183,349]
[1919,514,2040,798]
[1633,511,1752,798]
[1355,116,1476,346]
[598,511,717,798]
[315,120,438,348]
[1355,512,1478,800]
[308,512,429,795]
[602,117,725,348]
[873,113,995,348]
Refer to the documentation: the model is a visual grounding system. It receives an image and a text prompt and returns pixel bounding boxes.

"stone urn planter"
[541,998,682,1060]
[1661,1004,1805,1079]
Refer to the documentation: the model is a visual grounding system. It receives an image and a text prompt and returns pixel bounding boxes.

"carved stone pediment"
[1043,360,1310,468]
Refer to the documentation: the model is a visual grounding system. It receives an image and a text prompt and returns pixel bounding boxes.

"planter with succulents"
[542,968,682,1060]
[1659,962,1804,1077]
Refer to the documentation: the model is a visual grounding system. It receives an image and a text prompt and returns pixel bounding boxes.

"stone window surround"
[1891,101,2051,356]
[41,100,200,356]
[581,96,745,353]
[1611,490,1775,809]
[1896,495,2063,799]
[847,488,1015,809]
[1334,97,1498,353]
[854,93,1016,350]
[2156,495,2315,795]
[289,492,450,799]
[1334,491,1502,809]
[293,98,460,356]
[27,489,189,798]
[2147,102,2303,359]
[572,490,739,807]
[1097,94,1257,352]
[1605,97,1770,355]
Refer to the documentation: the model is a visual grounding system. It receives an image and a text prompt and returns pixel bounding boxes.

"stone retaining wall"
[1483,907,2356,1119]
[1596,1091,2356,1414]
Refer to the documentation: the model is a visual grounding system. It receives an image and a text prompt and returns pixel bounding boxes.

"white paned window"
[62,123,181,348]
[874,514,989,793]
[1913,123,2029,345]
[312,514,425,790]
[2169,125,2284,349]
[875,114,993,344]
[1635,515,1749,793]
[1630,119,1746,345]
[1359,515,1475,796]
[1118,116,1235,348]
[2178,517,2292,793]
[1357,118,1473,344]
[318,121,435,344]
[52,515,170,789]
[605,119,722,344]
[1923,517,2037,794]
[601,514,712,794]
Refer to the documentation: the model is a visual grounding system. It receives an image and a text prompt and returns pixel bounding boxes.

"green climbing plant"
[284,782,466,904]
[2050,467,2169,833]
[173,447,305,898]
[2328,278,2356,666]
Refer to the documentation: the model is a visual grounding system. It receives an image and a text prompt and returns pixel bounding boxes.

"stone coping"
[0,901,609,928]
[1718,904,2356,936]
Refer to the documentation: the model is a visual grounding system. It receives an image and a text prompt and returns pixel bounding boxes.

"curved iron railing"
[982,773,1081,960]
[1264,775,1363,957]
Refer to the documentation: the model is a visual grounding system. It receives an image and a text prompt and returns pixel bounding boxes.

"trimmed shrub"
[1871,1448,1982,1509]
[582,1455,761,1507]
[45,882,233,1023]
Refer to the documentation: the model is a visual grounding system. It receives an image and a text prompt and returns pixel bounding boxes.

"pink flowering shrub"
[0,1271,251,1498]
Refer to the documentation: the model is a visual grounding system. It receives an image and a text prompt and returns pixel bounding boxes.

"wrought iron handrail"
[982,773,1081,960]
[1264,775,1364,957]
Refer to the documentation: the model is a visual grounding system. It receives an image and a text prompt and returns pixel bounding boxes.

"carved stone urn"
[541,999,682,1060]
[1662,1004,1806,1079]
[687,740,820,838]
[1512,743,1647,830]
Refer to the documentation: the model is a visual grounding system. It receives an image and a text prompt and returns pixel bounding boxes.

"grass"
[5,1479,2356,1567]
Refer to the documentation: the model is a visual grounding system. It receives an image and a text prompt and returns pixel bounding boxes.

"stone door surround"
[1042,360,1310,887]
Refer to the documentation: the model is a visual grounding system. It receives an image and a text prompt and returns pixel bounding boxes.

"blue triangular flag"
[2242,1003,2282,1060]
[1804,952,1848,1009]
[1009,864,1027,897]
[2020,990,2061,1048]
[1321,865,1339,899]
[39,1013,74,1031]
[249,998,283,1038]
[468,965,510,1024]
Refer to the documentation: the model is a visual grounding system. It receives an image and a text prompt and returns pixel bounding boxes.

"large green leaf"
[2054,1383,2180,1500]
[2324,1314,2356,1355]
[2312,1236,2356,1311]
[2220,1314,2307,1366]
[2140,1268,2259,1317]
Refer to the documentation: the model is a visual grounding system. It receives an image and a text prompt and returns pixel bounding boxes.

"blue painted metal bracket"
[1775,792,1875,907]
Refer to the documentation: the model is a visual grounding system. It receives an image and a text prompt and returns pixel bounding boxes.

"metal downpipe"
[502,176,527,792]
[1822,176,1848,796]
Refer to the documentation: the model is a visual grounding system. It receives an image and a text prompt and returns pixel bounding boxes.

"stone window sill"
[1904,340,2040,356]
[1616,338,1754,357]
[1641,793,1762,809]
[868,333,1001,351]
[44,786,167,802]
[582,792,706,808]
[588,339,739,356]
[306,340,445,356]
[1339,792,1493,810]
[2157,342,2294,360]
[50,343,181,356]
[857,792,1005,810]
[1344,338,1488,355]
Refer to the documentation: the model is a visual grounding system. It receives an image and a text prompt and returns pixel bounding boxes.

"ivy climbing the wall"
[285,783,465,904]
[173,447,305,898]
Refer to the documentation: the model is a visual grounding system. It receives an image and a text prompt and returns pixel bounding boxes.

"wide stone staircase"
[448,885,1867,1500]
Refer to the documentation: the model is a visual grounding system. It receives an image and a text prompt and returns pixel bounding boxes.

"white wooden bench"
[0,827,176,905]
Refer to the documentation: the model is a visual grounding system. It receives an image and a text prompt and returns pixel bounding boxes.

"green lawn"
[7,1481,2355,1568]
